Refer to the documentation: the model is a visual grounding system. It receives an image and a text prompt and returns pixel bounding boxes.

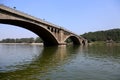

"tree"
[35,37,43,43]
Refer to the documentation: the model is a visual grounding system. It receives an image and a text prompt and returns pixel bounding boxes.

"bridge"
[0,5,87,46]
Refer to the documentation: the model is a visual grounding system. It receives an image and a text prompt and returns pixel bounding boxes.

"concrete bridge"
[0,5,87,46]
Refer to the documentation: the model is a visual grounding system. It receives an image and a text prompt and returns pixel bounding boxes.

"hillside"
[81,28,120,42]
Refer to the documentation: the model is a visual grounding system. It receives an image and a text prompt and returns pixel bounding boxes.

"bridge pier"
[59,28,65,43]
[58,42,67,45]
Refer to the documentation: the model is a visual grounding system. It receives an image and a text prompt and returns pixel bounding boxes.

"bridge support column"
[58,29,66,45]
[80,39,88,45]
[84,39,88,45]
[80,40,83,45]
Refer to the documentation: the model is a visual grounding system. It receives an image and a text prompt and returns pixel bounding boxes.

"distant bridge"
[0,5,87,46]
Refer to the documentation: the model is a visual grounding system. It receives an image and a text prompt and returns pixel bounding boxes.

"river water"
[0,44,120,80]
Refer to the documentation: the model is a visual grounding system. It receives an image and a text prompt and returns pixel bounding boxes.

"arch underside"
[65,36,81,45]
[0,19,59,46]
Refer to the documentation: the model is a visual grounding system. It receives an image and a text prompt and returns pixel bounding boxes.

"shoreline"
[0,43,43,45]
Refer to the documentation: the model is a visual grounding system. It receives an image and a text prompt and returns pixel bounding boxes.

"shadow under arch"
[64,35,81,45]
[0,19,59,46]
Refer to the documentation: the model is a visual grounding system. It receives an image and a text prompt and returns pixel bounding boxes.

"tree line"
[81,28,120,42]
[1,28,120,43]
[0,37,43,43]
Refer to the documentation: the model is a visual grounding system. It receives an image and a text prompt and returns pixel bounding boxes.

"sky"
[0,0,120,40]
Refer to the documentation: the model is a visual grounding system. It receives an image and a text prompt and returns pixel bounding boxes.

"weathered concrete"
[0,5,87,46]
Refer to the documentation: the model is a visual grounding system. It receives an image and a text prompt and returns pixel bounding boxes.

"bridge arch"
[64,35,81,45]
[0,19,59,46]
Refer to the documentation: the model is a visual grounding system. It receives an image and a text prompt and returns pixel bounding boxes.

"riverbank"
[89,41,120,46]
[0,43,43,45]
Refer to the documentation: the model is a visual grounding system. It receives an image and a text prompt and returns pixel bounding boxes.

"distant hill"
[81,28,120,42]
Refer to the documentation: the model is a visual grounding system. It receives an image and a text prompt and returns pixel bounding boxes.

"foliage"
[0,38,15,43]
[0,37,43,43]
[81,28,120,42]
[35,37,43,43]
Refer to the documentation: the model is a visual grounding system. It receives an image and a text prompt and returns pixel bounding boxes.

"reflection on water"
[0,44,43,72]
[0,44,120,80]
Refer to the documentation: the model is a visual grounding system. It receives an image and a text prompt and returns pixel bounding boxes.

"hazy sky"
[0,0,120,39]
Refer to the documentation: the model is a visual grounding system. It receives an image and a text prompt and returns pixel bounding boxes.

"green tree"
[35,37,43,43]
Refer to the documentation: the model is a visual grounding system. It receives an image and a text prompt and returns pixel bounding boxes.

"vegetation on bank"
[0,37,43,43]
[1,28,120,44]
[81,28,120,43]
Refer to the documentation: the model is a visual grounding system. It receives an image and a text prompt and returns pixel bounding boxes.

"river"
[0,44,120,80]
